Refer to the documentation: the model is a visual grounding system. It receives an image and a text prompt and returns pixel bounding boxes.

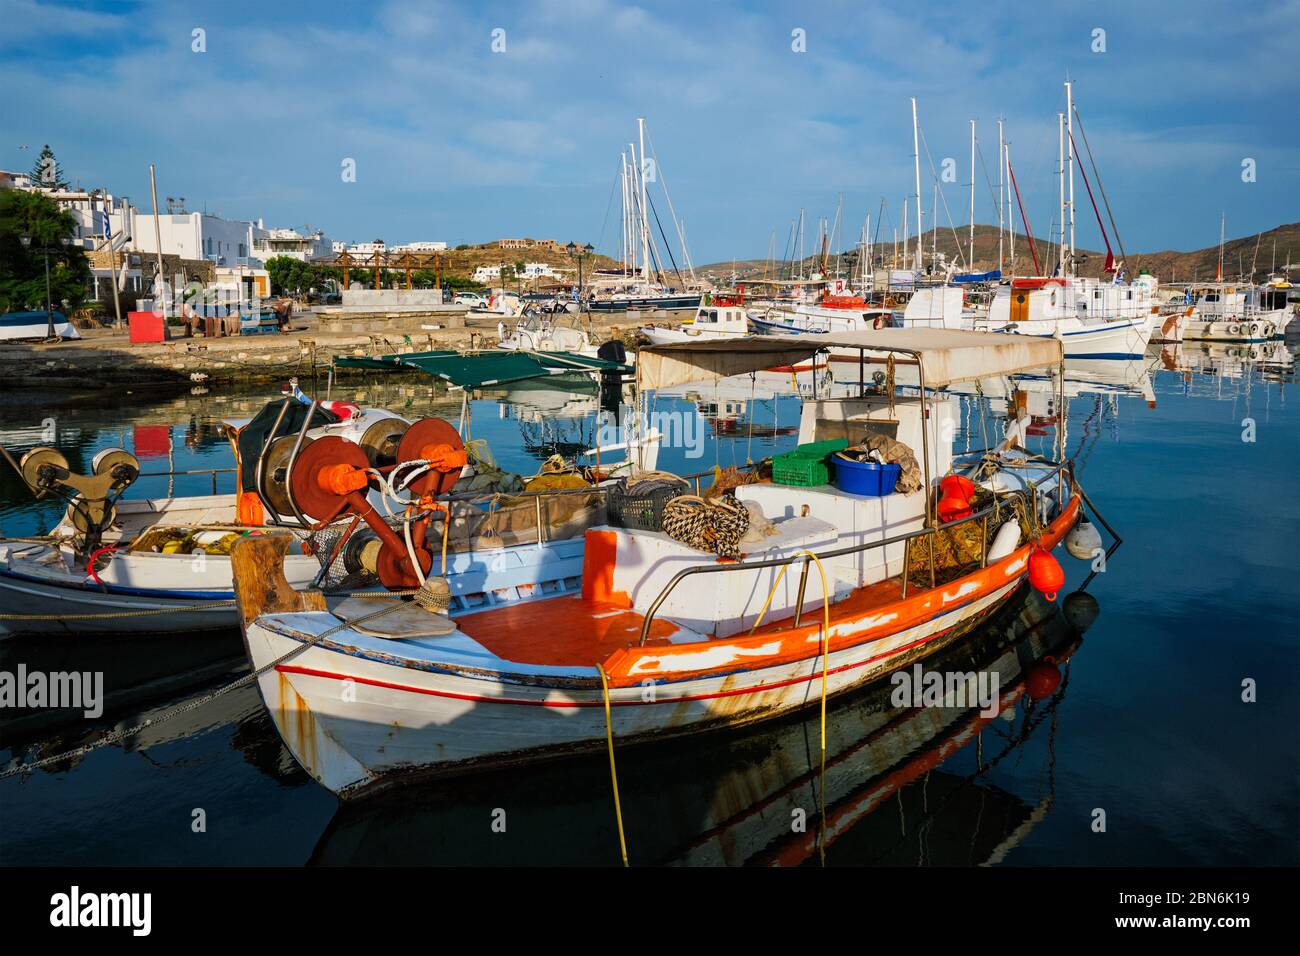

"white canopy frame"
[636,329,1067,524]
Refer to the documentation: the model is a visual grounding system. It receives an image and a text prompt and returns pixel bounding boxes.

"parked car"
[454,292,487,308]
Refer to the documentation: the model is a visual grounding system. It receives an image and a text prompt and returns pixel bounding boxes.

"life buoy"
[1228,324,1239,336]
[1249,323,1259,337]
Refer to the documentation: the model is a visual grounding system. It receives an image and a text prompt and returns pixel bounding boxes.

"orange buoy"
[939,474,976,499]
[937,494,973,522]
[1025,659,1062,700]
[937,474,975,522]
[1028,547,1065,601]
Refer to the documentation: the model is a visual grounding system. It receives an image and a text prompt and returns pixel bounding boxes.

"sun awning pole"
[903,347,933,526]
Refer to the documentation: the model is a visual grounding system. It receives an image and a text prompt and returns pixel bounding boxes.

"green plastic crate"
[772,438,848,486]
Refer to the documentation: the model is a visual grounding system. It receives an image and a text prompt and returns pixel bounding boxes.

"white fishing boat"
[233,329,1103,799]
[639,302,749,345]
[0,310,81,342]
[497,312,605,357]
[0,370,638,637]
[976,276,1155,358]
[1179,284,1287,342]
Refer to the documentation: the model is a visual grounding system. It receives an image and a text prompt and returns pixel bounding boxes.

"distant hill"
[696,222,1300,285]
[438,241,621,283]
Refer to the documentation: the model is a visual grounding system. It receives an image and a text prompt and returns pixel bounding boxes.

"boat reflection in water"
[308,584,1092,866]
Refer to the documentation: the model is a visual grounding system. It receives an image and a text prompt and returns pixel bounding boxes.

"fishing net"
[905,488,1033,590]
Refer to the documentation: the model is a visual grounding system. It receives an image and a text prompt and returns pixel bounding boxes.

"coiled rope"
[661,494,750,559]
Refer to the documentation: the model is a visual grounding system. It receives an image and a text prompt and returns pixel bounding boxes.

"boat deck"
[451,574,908,668]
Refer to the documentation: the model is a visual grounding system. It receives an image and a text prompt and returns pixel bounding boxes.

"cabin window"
[1126,290,1132,300]
[1050,291,1057,306]
[1015,294,1026,304]
[1205,293,1219,302]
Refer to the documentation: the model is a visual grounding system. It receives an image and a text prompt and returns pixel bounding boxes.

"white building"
[521,261,565,279]
[472,265,502,283]
[254,227,333,262]
[130,210,265,267]
[394,241,447,252]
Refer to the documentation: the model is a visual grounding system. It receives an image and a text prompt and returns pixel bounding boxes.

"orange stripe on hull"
[600,498,1078,687]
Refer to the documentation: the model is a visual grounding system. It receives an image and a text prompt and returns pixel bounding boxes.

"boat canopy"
[637,329,1063,391]
[333,349,631,389]
[951,269,1002,284]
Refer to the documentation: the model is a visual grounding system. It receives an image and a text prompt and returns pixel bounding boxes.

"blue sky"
[3,0,1297,264]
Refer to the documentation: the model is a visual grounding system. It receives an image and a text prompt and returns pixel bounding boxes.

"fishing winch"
[8,445,140,553]
[288,417,466,589]
[250,404,413,524]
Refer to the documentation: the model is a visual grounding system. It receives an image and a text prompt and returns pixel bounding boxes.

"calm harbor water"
[1,339,1297,866]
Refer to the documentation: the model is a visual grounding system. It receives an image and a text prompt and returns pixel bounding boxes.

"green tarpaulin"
[332,349,631,389]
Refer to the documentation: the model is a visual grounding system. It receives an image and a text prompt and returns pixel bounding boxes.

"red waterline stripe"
[273,619,966,708]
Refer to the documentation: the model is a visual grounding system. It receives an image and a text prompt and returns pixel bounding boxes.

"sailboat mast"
[1217,212,1225,282]
[931,182,938,271]
[620,151,629,276]
[624,141,634,278]
[1005,143,1015,267]
[637,118,650,287]
[1065,81,1076,274]
[997,119,1005,270]
[865,214,872,287]
[969,119,976,268]
[1058,112,1066,275]
[901,197,908,273]
[911,97,923,272]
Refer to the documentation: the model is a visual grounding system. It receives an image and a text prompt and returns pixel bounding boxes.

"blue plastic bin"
[834,457,901,496]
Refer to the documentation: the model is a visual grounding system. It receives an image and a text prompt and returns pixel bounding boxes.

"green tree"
[265,255,324,296]
[0,189,91,313]
[29,145,69,190]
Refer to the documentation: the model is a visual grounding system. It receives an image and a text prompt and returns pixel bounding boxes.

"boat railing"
[635,461,1073,647]
[137,466,237,495]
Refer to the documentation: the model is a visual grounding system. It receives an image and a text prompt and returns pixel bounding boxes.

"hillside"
[696,222,1300,285]
[440,241,621,280]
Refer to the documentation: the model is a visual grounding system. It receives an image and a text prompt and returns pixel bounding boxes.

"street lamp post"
[565,241,594,311]
[20,233,72,339]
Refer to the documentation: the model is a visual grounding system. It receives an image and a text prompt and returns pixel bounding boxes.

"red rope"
[1007,159,1042,275]
[1069,130,1114,271]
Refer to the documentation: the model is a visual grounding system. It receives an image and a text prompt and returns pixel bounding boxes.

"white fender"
[1065,519,1103,561]
[987,520,1021,562]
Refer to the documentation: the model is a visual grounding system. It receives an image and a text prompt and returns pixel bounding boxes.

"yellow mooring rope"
[596,663,629,867]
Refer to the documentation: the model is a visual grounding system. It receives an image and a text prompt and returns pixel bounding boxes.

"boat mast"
[969,119,976,269]
[911,97,923,273]
[997,118,1005,270]
[1005,142,1014,268]
[1217,212,1225,282]
[1065,81,1076,275]
[1058,112,1066,275]
[620,151,629,277]
[637,118,650,288]
[901,197,908,272]
[931,182,938,272]
[628,142,638,281]
[864,214,872,287]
